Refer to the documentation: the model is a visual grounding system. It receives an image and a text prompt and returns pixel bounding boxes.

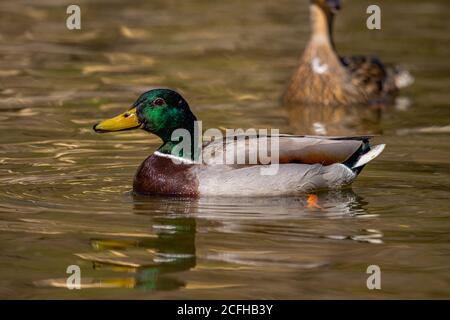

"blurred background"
[0,0,449,298]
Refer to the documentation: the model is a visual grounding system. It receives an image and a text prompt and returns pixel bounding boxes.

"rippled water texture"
[0,0,449,298]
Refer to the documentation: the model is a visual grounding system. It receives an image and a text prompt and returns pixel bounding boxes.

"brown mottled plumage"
[284,0,413,106]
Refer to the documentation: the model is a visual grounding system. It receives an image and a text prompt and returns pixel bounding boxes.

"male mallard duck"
[284,0,413,106]
[93,89,385,197]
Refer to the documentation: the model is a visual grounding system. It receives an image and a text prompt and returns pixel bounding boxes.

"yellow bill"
[93,107,142,133]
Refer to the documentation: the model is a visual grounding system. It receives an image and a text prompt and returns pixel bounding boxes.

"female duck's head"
[93,88,197,143]
[311,0,341,14]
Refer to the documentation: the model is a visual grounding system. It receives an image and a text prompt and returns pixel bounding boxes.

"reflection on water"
[77,215,196,291]
[34,190,383,294]
[285,95,414,136]
[0,0,450,299]
[286,102,383,135]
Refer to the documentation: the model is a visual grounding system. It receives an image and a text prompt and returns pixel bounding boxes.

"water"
[0,0,449,299]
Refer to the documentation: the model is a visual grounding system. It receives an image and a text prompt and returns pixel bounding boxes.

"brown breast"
[133,154,199,197]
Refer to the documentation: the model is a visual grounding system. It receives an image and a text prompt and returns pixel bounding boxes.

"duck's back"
[341,55,413,101]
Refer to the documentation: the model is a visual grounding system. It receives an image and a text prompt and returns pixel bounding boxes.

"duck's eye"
[123,113,131,118]
[153,98,165,106]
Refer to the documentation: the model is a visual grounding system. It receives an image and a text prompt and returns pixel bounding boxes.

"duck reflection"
[62,189,375,291]
[194,188,369,219]
[286,102,383,136]
[74,197,198,291]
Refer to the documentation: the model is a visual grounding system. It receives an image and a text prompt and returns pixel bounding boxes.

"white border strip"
[154,151,195,164]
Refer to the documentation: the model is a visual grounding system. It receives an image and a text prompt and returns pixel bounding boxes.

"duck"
[93,88,385,197]
[284,0,413,106]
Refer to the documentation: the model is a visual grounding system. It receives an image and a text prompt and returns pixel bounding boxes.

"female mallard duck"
[284,0,413,106]
[93,89,385,197]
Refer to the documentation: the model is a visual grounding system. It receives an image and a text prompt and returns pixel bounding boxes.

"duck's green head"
[93,89,197,143]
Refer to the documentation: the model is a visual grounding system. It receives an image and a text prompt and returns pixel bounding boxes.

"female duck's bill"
[93,107,143,133]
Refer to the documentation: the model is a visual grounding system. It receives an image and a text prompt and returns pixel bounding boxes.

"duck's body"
[284,0,413,106]
[134,152,356,197]
[94,89,385,197]
[133,134,384,197]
